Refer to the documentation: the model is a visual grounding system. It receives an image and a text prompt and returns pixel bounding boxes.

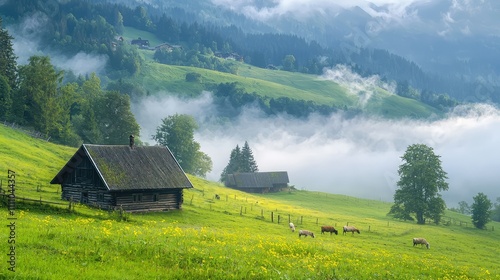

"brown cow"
[321,226,338,235]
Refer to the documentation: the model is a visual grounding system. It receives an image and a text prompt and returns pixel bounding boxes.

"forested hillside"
[0,0,464,109]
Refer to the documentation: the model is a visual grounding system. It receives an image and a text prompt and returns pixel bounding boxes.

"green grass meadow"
[120,26,442,119]
[1,123,499,279]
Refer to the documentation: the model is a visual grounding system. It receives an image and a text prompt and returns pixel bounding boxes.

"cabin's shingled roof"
[51,144,193,191]
[225,172,289,189]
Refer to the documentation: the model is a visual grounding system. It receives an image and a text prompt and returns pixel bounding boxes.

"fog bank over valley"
[133,92,500,207]
[7,13,108,76]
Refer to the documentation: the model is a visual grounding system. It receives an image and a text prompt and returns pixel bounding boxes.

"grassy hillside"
[1,124,499,279]
[121,27,442,119]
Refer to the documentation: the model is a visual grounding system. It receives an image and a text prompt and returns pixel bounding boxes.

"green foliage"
[220,141,258,182]
[389,144,449,224]
[492,197,500,222]
[16,56,67,139]
[282,54,296,72]
[153,114,212,177]
[0,17,17,90]
[471,192,492,229]
[0,75,12,120]
[94,91,140,145]
[241,141,259,172]
[1,124,500,279]
[185,72,202,83]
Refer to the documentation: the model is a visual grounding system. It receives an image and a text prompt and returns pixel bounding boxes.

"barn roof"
[51,144,193,191]
[225,172,289,189]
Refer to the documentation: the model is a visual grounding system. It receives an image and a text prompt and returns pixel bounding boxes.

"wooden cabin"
[50,143,193,212]
[225,172,289,193]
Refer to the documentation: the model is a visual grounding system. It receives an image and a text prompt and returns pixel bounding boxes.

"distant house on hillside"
[225,172,289,193]
[50,138,193,212]
[131,37,150,48]
[155,42,182,52]
[214,51,244,61]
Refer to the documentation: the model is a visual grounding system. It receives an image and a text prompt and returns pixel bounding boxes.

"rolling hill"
[1,123,499,279]
[122,27,442,119]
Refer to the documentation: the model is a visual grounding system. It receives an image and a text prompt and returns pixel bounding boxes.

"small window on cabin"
[97,193,104,202]
[133,194,142,202]
[153,194,158,202]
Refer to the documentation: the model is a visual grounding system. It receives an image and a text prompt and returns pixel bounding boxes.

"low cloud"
[7,12,107,75]
[319,65,395,107]
[133,93,500,207]
[211,0,425,23]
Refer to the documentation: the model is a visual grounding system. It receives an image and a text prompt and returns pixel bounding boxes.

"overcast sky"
[211,0,499,36]
[133,89,500,207]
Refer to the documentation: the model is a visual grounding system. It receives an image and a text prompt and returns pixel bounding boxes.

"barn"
[50,142,193,212]
[224,172,289,193]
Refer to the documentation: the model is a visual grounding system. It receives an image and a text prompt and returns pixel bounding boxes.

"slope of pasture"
[0,124,75,201]
[1,124,499,279]
[3,175,499,279]
[121,26,441,118]
[135,61,441,119]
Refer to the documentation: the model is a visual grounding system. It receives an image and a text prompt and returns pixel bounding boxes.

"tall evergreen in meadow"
[220,142,259,183]
[241,141,258,172]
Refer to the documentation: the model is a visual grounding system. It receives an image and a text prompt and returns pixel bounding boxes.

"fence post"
[240,206,243,216]
[288,214,291,223]
[300,216,303,225]
[271,212,274,223]
[261,209,263,218]
[316,218,318,225]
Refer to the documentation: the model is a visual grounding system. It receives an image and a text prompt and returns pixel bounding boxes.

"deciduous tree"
[388,144,449,224]
[153,114,212,177]
[471,192,492,229]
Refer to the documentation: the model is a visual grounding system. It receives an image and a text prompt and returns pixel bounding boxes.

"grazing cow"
[413,238,430,249]
[298,230,315,238]
[343,225,360,235]
[289,222,296,232]
[215,194,220,200]
[321,226,339,235]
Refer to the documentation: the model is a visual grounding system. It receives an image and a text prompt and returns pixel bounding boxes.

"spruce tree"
[241,141,259,172]
[220,141,259,183]
[220,145,241,182]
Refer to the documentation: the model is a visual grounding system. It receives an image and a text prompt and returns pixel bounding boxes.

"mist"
[320,65,396,108]
[133,91,500,208]
[7,12,108,75]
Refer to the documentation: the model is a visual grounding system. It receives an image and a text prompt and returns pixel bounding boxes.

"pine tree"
[220,141,259,182]
[241,141,258,172]
[220,145,241,182]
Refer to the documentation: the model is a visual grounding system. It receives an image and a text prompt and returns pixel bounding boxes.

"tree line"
[1,0,484,109]
[0,18,139,146]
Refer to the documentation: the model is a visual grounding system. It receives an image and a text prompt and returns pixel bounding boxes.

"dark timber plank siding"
[51,144,193,212]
